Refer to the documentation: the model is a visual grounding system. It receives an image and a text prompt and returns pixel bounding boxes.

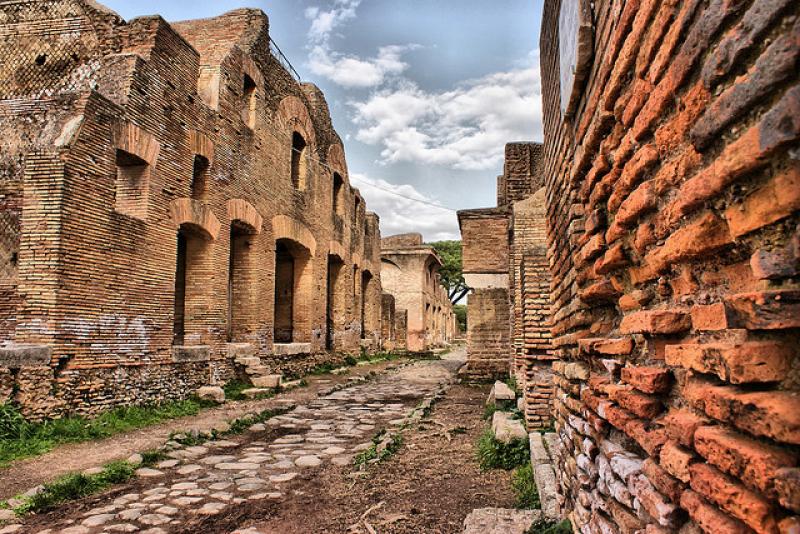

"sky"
[103,0,545,242]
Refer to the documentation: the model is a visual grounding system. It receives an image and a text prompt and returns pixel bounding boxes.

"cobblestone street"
[20,354,465,534]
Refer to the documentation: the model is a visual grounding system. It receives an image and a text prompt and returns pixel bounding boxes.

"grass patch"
[139,449,169,467]
[12,459,136,515]
[169,405,294,447]
[476,429,529,470]
[354,430,404,470]
[512,463,540,509]
[0,398,216,468]
[526,519,572,534]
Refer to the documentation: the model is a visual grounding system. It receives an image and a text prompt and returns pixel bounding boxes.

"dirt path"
[0,358,404,501]
[245,381,516,533]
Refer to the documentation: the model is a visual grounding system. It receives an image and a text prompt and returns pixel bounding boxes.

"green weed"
[0,399,214,468]
[512,463,540,509]
[476,429,529,470]
[354,430,403,469]
[526,519,572,534]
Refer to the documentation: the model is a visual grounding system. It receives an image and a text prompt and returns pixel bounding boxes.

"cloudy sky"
[105,0,544,241]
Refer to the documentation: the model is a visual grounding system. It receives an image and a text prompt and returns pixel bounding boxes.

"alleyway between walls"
[15,348,520,534]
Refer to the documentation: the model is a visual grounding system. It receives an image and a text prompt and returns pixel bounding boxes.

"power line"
[348,175,458,213]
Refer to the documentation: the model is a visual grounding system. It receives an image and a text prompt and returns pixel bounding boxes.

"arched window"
[242,74,257,129]
[291,132,307,190]
[332,172,344,215]
[191,155,209,201]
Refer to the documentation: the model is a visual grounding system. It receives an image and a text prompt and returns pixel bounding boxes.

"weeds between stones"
[353,431,404,470]
[0,399,216,468]
[476,429,529,470]
[526,518,572,534]
[12,460,136,515]
[511,463,540,509]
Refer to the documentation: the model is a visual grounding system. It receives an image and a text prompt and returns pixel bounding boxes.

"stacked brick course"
[0,0,388,418]
[540,0,800,532]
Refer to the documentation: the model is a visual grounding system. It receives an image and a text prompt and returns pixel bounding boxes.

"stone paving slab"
[20,359,457,534]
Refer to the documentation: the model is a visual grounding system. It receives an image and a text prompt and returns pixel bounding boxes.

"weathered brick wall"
[380,234,455,353]
[0,1,385,418]
[541,0,799,532]
[498,142,544,207]
[460,211,510,274]
[462,287,511,379]
[514,188,554,429]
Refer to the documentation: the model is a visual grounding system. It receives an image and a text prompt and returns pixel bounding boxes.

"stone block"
[196,386,225,403]
[251,375,281,388]
[492,411,527,444]
[0,345,51,368]
[171,346,210,363]
[487,381,516,406]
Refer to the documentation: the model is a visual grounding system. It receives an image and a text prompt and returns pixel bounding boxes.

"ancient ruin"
[0,1,393,418]
[459,143,554,429]
[0,0,797,533]
[380,233,457,353]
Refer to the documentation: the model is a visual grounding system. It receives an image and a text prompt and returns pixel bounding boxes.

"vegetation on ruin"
[453,303,467,331]
[169,405,294,446]
[476,429,529,470]
[428,240,469,304]
[10,459,137,515]
[354,430,404,469]
[526,518,573,534]
[0,398,215,468]
[511,463,540,509]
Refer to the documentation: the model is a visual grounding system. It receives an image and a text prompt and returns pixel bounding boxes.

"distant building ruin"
[380,233,456,353]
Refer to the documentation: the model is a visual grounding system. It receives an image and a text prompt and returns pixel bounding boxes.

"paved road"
[21,353,464,534]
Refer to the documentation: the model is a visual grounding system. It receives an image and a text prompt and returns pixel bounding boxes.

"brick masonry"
[540,0,800,532]
[380,233,456,353]
[459,143,554,394]
[0,0,391,419]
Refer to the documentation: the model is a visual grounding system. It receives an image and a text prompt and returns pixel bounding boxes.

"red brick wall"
[460,212,509,274]
[0,2,385,418]
[541,0,800,531]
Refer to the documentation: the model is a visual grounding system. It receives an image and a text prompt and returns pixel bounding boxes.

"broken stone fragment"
[196,386,225,403]
[487,381,516,407]
[251,374,282,388]
[492,411,527,444]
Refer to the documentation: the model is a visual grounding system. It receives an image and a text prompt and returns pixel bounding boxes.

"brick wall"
[541,0,800,531]
[0,1,385,418]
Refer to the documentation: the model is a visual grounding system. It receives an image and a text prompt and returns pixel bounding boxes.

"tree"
[428,240,469,304]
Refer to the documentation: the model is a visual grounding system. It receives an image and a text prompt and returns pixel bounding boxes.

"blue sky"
[104,0,545,241]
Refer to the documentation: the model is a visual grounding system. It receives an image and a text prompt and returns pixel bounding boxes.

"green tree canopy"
[428,240,469,304]
[453,304,467,332]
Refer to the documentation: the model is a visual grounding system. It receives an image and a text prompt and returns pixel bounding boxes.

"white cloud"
[304,0,417,88]
[307,44,417,88]
[351,62,543,170]
[350,173,459,241]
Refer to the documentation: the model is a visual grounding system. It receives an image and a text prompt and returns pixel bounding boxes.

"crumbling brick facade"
[459,143,554,415]
[540,0,800,532]
[0,1,385,418]
[380,233,456,353]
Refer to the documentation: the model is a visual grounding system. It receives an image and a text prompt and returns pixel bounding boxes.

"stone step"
[241,388,272,399]
[245,365,268,376]
[236,356,261,367]
[251,375,281,388]
[529,432,559,520]
[462,508,540,534]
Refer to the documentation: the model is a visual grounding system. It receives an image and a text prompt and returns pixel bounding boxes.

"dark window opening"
[191,154,210,200]
[333,172,344,215]
[274,241,295,343]
[291,132,307,190]
[227,224,250,342]
[242,74,257,128]
[173,231,187,345]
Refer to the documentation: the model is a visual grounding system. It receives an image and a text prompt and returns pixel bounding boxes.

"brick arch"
[189,130,214,164]
[169,198,220,240]
[276,95,316,149]
[271,215,316,256]
[227,199,263,234]
[328,240,348,262]
[113,122,160,164]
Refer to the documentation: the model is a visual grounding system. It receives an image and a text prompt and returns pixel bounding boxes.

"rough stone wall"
[380,233,455,353]
[541,0,800,532]
[0,0,384,418]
